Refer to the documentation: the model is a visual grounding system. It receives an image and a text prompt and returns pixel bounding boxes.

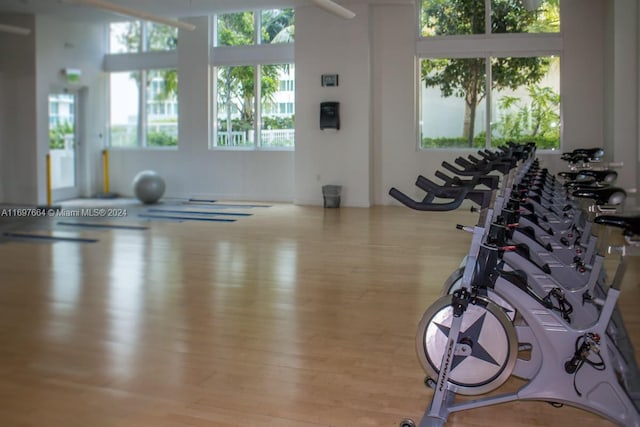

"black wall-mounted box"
[320,102,340,130]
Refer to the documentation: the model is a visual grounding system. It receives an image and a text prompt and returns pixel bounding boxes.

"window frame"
[106,20,179,150]
[418,0,560,39]
[209,10,295,151]
[416,0,562,151]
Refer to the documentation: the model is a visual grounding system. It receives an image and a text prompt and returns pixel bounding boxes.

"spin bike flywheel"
[416,294,518,395]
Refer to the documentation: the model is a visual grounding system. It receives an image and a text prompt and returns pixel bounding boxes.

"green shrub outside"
[421,135,559,150]
[147,131,178,147]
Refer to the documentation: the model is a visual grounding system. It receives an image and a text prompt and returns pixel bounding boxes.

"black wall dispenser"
[320,102,340,130]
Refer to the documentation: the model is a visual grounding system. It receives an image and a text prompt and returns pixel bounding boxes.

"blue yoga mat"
[147,208,251,217]
[57,222,149,230]
[188,198,217,203]
[183,202,271,209]
[3,232,99,243]
[138,214,236,223]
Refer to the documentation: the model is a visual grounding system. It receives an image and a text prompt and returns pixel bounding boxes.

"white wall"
[603,0,638,192]
[0,14,105,206]
[375,0,610,204]
[294,3,372,207]
[533,0,607,179]
[34,15,107,204]
[0,14,37,205]
[107,16,295,202]
[371,3,418,204]
[70,0,629,207]
[3,1,629,207]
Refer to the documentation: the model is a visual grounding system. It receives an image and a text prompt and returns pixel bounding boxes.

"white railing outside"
[216,129,294,148]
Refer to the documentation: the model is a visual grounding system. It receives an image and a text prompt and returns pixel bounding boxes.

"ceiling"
[0,0,414,24]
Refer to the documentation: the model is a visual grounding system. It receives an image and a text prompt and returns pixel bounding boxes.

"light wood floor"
[0,202,638,426]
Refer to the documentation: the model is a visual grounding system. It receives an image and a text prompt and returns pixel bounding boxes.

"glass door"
[48,92,80,200]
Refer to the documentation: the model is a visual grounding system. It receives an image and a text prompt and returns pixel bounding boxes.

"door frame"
[50,88,86,202]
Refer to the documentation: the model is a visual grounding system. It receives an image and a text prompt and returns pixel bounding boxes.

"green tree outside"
[113,22,178,147]
[420,0,560,149]
[49,121,74,150]
[216,10,295,147]
[492,84,560,149]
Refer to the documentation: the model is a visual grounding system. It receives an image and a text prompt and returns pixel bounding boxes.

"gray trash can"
[322,185,342,208]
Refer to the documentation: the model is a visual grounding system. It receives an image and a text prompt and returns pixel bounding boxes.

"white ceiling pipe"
[0,24,31,35]
[312,0,356,19]
[62,0,196,31]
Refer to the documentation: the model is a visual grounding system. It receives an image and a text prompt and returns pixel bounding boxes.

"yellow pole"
[46,153,52,206]
[102,149,110,193]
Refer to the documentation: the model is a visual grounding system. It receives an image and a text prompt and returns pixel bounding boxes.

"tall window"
[110,70,178,148]
[420,58,488,149]
[261,64,295,148]
[261,9,295,43]
[109,21,141,53]
[212,9,295,150]
[146,70,179,147]
[216,65,256,148]
[418,0,561,150]
[109,21,177,53]
[216,12,255,46]
[145,23,178,51]
[421,0,559,36]
[490,56,560,149]
[108,22,179,148]
[419,56,560,149]
[110,72,140,148]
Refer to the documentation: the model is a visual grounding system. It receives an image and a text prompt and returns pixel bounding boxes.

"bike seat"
[577,147,605,158]
[564,179,598,189]
[562,147,604,161]
[561,169,618,184]
[594,215,640,237]
[571,187,626,205]
[558,171,580,180]
[574,147,605,158]
[580,169,618,182]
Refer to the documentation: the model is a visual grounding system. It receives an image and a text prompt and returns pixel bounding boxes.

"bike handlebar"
[388,185,470,211]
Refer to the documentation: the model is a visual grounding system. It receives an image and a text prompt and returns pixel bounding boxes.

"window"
[420,58,487,148]
[212,9,295,150]
[109,21,178,53]
[261,9,295,43]
[215,9,294,46]
[216,12,255,46]
[145,22,178,51]
[214,64,295,149]
[279,79,294,91]
[420,0,559,37]
[419,56,559,149]
[146,70,178,147]
[491,56,560,149]
[110,72,139,148]
[109,21,141,53]
[491,0,559,34]
[109,69,178,148]
[418,0,561,150]
[107,21,179,148]
[215,65,256,148]
[48,94,75,149]
[262,65,295,148]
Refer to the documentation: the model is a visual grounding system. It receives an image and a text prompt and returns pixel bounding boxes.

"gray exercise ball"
[132,170,165,204]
